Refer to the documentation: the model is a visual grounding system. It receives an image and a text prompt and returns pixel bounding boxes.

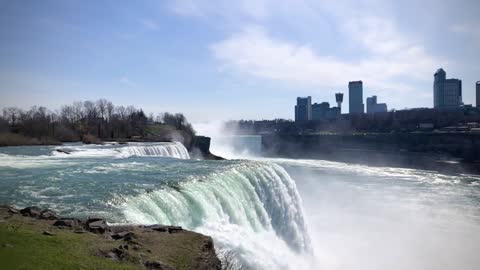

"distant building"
[433,68,462,109]
[476,81,480,108]
[335,93,344,114]
[312,102,330,121]
[349,81,364,114]
[325,106,340,120]
[366,95,387,114]
[295,96,312,122]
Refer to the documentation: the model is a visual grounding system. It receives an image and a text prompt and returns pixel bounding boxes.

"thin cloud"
[210,26,442,109]
[211,25,441,90]
[450,23,480,43]
[141,19,160,30]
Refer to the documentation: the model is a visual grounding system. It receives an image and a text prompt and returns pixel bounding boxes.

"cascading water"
[52,142,190,159]
[120,142,190,159]
[120,161,313,269]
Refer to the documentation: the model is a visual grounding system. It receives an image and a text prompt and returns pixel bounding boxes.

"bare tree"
[2,107,22,126]
[106,101,114,122]
[96,99,108,120]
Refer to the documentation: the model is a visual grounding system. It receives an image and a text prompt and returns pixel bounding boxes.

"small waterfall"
[121,142,190,159]
[120,161,311,269]
[52,142,190,159]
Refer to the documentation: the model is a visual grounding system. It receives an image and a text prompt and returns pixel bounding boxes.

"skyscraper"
[476,81,480,108]
[335,93,344,114]
[366,95,387,114]
[312,102,330,120]
[295,96,312,122]
[433,68,462,109]
[348,81,364,114]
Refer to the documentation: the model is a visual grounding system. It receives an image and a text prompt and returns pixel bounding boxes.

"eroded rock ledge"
[0,206,221,270]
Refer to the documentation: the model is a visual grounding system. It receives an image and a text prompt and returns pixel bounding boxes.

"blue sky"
[0,0,479,121]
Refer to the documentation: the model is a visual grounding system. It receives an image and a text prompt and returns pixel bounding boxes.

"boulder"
[87,219,108,234]
[7,206,20,214]
[40,209,59,220]
[20,206,42,218]
[53,218,81,228]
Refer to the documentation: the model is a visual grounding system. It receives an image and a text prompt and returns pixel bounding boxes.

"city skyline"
[0,0,479,121]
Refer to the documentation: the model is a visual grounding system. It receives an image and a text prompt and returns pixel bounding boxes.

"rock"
[2,244,14,248]
[111,231,135,240]
[86,217,104,224]
[43,231,55,236]
[7,206,20,214]
[145,225,183,233]
[110,225,135,233]
[55,149,71,154]
[40,209,59,220]
[107,247,127,261]
[53,218,81,228]
[74,229,87,234]
[144,261,176,270]
[87,219,108,234]
[20,206,42,218]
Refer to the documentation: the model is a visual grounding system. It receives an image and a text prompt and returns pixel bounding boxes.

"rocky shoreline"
[0,206,221,270]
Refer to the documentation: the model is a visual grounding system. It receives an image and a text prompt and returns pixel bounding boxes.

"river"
[0,138,479,269]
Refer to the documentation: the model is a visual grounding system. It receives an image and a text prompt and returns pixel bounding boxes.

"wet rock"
[40,209,59,220]
[55,149,71,154]
[20,206,42,218]
[144,261,176,270]
[43,231,55,236]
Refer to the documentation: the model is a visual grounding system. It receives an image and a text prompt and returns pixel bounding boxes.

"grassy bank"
[0,207,221,270]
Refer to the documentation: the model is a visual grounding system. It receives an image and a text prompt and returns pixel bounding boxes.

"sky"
[0,0,479,122]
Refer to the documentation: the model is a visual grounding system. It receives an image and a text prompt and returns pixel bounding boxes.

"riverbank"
[0,133,61,147]
[0,206,221,270]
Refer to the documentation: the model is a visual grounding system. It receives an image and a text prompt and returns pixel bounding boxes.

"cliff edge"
[0,206,221,270]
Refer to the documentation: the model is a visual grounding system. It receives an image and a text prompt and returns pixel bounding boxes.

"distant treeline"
[0,99,195,146]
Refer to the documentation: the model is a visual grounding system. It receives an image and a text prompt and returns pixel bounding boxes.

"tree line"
[0,99,195,145]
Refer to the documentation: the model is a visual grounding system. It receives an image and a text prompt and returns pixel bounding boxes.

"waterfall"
[52,142,190,159]
[120,161,312,269]
[120,142,190,159]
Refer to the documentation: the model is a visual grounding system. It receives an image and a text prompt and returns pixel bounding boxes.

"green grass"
[0,222,141,270]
